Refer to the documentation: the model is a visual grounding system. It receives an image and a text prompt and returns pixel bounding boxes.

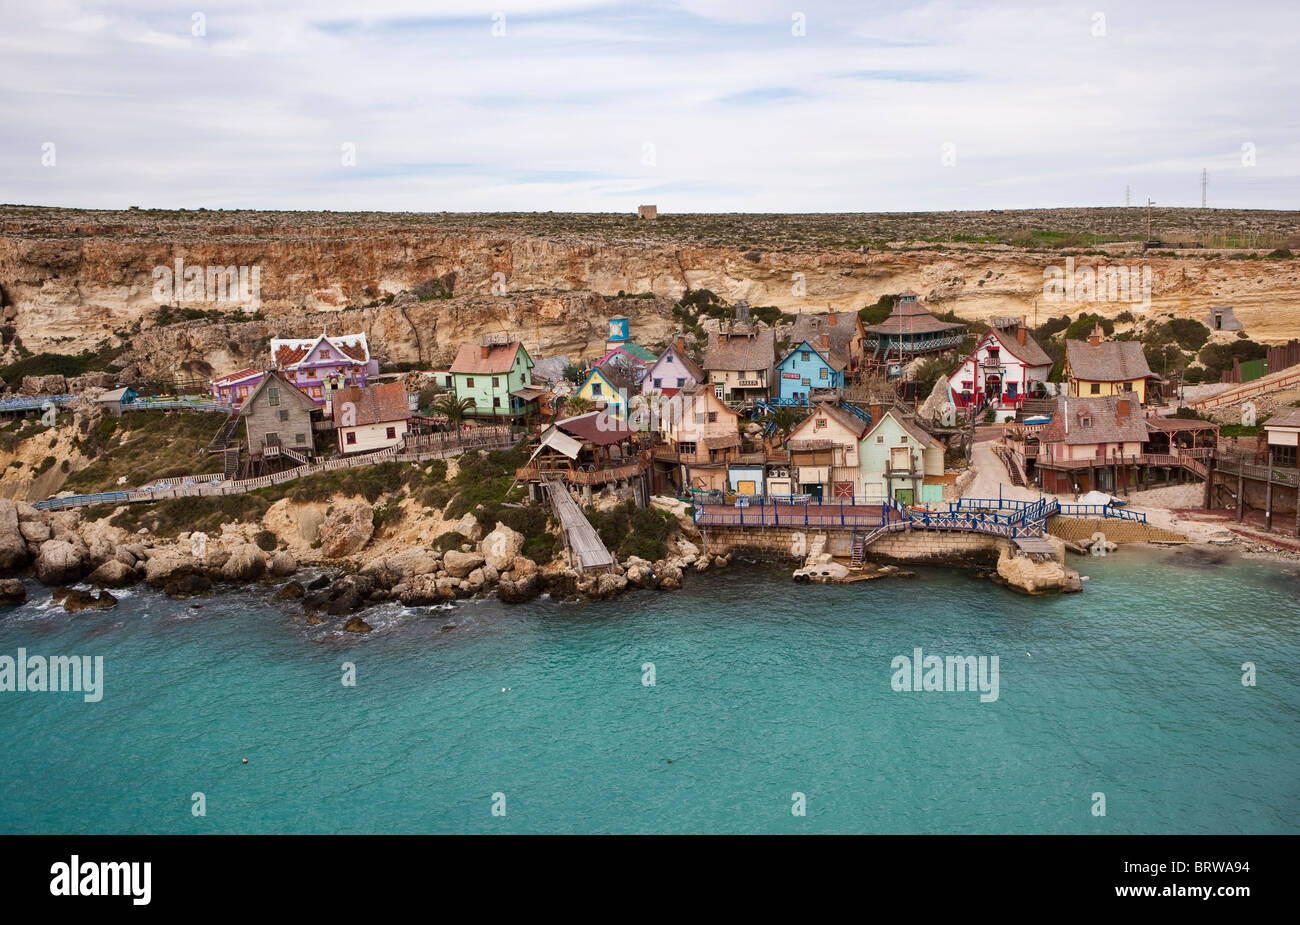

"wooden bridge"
[543,479,615,573]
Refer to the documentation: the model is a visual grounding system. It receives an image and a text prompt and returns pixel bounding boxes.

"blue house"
[774,340,845,405]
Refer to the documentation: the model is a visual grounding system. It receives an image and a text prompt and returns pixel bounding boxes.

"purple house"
[642,336,705,396]
[210,332,379,409]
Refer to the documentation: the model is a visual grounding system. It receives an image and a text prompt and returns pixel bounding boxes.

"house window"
[1090,383,1101,394]
[295,433,306,444]
[876,435,885,444]
[802,378,811,386]
[346,432,356,445]
[467,377,474,388]
[707,412,717,423]
[592,384,602,396]
[321,349,331,359]
[815,418,827,429]
[676,378,684,387]
[695,413,705,424]
[819,368,828,380]
[268,388,279,406]
[386,426,396,439]
[492,377,500,388]
[801,352,810,361]
[1123,382,1134,392]
[654,378,662,388]
[279,409,289,422]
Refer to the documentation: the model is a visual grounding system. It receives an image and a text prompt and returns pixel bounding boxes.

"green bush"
[254,529,278,551]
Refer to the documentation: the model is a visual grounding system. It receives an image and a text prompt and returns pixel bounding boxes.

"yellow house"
[574,367,628,419]
[1064,327,1154,405]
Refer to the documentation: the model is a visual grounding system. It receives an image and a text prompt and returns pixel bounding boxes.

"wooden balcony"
[515,460,648,485]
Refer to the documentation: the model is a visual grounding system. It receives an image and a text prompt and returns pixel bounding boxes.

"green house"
[449,339,537,419]
[857,407,946,505]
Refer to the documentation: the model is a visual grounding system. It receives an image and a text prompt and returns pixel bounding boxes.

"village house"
[573,366,629,419]
[209,332,377,409]
[858,406,946,505]
[1264,408,1300,469]
[788,310,865,376]
[239,370,318,469]
[642,336,705,396]
[1064,326,1156,404]
[774,337,846,405]
[704,321,776,405]
[448,336,538,420]
[784,402,870,501]
[651,384,741,495]
[862,291,966,375]
[334,381,412,454]
[515,411,650,504]
[1035,395,1149,494]
[947,318,1053,420]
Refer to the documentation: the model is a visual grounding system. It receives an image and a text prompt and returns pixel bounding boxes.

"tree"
[912,358,950,397]
[432,393,475,425]
[564,395,595,416]
[769,406,806,441]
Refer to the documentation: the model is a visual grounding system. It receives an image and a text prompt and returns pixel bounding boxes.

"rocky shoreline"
[0,498,733,633]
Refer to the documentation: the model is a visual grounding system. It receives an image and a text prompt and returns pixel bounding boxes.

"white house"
[335,381,411,454]
[947,319,1053,421]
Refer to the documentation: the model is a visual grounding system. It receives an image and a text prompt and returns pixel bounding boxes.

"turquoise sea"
[1,546,1296,834]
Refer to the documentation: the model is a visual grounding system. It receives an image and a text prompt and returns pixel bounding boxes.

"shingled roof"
[1038,395,1149,446]
[863,298,964,336]
[450,341,525,375]
[704,327,776,372]
[334,381,411,426]
[1065,339,1153,382]
[789,312,859,365]
[271,333,371,367]
[986,324,1053,368]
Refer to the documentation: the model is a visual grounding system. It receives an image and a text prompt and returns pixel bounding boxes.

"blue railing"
[0,394,77,412]
[34,490,131,511]
[124,397,232,413]
[1056,503,1147,523]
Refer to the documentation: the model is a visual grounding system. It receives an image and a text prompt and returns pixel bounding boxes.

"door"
[736,480,756,495]
[894,488,914,505]
[801,483,823,501]
[832,481,855,501]
[890,446,910,472]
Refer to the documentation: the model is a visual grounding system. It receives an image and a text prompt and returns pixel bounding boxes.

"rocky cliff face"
[3,208,1299,374]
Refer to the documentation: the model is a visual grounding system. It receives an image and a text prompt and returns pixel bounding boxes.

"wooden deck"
[543,479,615,572]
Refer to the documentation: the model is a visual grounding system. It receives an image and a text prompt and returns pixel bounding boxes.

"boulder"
[479,523,525,572]
[272,580,305,601]
[35,539,87,586]
[388,548,439,579]
[342,616,373,634]
[0,578,26,604]
[0,499,30,572]
[86,559,136,588]
[497,573,541,603]
[164,571,211,598]
[144,554,191,587]
[442,549,486,579]
[269,550,297,577]
[18,521,51,544]
[317,500,375,558]
[453,513,482,541]
[465,568,487,591]
[510,555,538,578]
[220,543,266,582]
[60,588,117,613]
[14,502,42,523]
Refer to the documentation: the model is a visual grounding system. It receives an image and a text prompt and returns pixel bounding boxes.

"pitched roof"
[986,324,1053,368]
[334,381,410,427]
[788,401,869,443]
[653,343,706,383]
[789,312,859,365]
[865,407,936,447]
[450,341,525,375]
[704,327,776,372]
[1264,408,1300,429]
[1038,395,1149,446]
[555,411,636,446]
[271,333,370,367]
[779,340,847,372]
[864,298,965,336]
[243,369,317,413]
[212,367,263,386]
[615,341,657,363]
[1065,339,1153,382]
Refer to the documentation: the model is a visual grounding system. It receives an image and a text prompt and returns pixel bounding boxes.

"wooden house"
[448,337,538,420]
[642,336,706,396]
[240,370,317,466]
[704,324,776,405]
[651,384,742,496]
[1035,395,1149,493]
[862,292,965,373]
[335,381,412,454]
[857,407,945,505]
[515,411,649,502]
[774,337,845,405]
[1064,326,1156,404]
[947,319,1053,419]
[788,311,865,377]
[573,367,628,419]
[784,402,870,501]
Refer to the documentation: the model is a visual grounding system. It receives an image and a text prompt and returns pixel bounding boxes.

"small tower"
[607,316,630,352]
[637,204,657,221]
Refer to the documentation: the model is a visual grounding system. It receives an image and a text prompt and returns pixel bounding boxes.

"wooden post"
[1264,454,1274,532]
[1236,470,1244,523]
[1204,453,1215,509]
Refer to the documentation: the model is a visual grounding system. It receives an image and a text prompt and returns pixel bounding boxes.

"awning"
[702,433,742,450]
[510,387,548,401]
[528,425,583,462]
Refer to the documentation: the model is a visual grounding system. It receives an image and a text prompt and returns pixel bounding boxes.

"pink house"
[210,332,379,409]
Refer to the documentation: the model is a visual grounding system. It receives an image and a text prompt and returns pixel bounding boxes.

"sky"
[1,0,1298,213]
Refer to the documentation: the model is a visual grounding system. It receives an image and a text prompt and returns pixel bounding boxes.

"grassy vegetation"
[587,502,676,562]
[0,342,128,389]
[62,411,225,493]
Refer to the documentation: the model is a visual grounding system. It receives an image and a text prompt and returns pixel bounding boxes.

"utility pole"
[1125,185,1131,207]
[1146,198,1156,241]
[1201,168,1207,208]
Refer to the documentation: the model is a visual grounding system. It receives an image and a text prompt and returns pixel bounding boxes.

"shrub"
[254,530,278,551]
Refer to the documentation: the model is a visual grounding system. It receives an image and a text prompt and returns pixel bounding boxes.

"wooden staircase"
[206,411,241,456]
[993,444,1027,486]
[222,446,240,479]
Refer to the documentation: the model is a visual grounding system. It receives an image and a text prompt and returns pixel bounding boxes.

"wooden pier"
[543,479,615,573]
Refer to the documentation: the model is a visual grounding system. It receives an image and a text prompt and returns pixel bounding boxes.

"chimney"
[480,345,490,360]
[1088,324,1103,348]
[869,402,883,423]
[820,333,830,351]
[676,334,686,354]
[828,312,838,327]
[1117,398,1130,419]
[1017,324,1027,346]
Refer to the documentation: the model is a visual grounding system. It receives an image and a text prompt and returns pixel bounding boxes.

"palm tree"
[433,393,476,426]
[769,405,805,442]
[564,395,595,416]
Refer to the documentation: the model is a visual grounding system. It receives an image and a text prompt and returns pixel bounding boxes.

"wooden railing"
[515,460,648,485]
[1213,455,1300,487]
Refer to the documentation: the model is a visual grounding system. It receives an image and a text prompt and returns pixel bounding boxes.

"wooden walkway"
[543,479,615,573]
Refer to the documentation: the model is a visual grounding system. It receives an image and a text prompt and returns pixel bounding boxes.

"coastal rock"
[624,562,654,587]
[48,510,82,540]
[220,543,266,582]
[306,574,331,591]
[995,546,1067,594]
[509,556,538,578]
[479,523,524,572]
[442,549,486,579]
[388,548,439,578]
[465,567,487,591]
[676,539,700,560]
[453,513,482,541]
[164,571,211,598]
[15,502,42,523]
[435,577,460,600]
[18,521,51,544]
[342,616,373,634]
[86,559,136,588]
[0,578,26,604]
[60,588,118,613]
[317,500,375,558]
[35,539,87,586]
[497,573,541,603]
[144,554,191,586]
[269,550,297,577]
[272,580,305,601]
[0,499,30,572]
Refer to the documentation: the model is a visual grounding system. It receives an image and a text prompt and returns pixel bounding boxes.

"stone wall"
[1046,516,1187,544]
[700,524,1005,567]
